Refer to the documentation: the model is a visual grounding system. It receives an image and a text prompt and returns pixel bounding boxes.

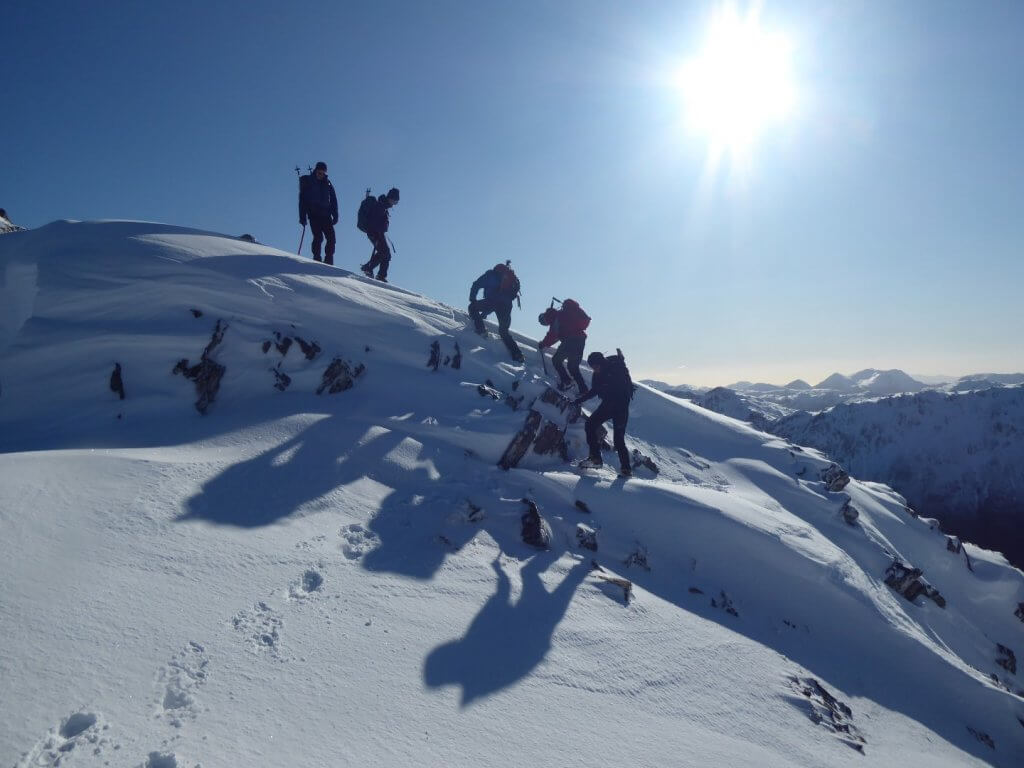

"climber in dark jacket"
[468,263,524,362]
[575,351,634,476]
[299,162,339,265]
[359,187,400,282]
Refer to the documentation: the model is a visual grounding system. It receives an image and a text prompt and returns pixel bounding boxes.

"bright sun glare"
[677,4,796,158]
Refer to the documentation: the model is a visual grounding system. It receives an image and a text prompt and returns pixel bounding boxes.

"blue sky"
[4,0,1023,386]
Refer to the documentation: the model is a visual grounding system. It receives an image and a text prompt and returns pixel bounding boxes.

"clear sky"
[3,0,1023,386]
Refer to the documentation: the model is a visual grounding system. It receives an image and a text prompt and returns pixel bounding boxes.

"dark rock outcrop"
[427,341,441,371]
[884,559,946,608]
[996,643,1017,675]
[172,319,228,414]
[316,358,365,395]
[109,362,125,400]
[789,677,865,752]
[820,463,850,492]
[576,524,597,551]
[520,499,551,549]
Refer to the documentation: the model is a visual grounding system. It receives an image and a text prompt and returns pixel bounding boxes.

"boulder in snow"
[820,463,850,492]
[316,357,364,395]
[172,319,228,414]
[884,559,946,608]
[520,499,551,549]
[576,523,597,551]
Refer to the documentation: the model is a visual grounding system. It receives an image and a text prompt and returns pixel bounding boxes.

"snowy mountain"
[953,373,1024,392]
[772,388,1024,571]
[2,221,1024,767]
[0,212,23,234]
[849,369,926,396]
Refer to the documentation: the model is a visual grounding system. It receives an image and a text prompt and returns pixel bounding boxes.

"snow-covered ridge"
[772,387,1024,569]
[2,221,1023,767]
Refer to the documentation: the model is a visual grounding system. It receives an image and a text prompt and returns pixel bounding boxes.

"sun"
[677,3,796,158]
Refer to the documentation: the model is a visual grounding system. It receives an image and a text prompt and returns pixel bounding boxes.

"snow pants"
[585,398,630,471]
[309,214,335,265]
[553,337,587,392]
[469,297,524,361]
[364,232,391,279]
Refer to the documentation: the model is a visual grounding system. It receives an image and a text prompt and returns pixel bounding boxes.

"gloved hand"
[331,216,339,225]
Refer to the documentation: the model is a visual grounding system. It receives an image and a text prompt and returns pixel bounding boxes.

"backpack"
[604,350,635,400]
[560,299,591,334]
[356,190,377,233]
[496,264,520,299]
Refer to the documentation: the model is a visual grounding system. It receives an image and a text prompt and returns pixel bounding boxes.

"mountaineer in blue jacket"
[468,263,525,363]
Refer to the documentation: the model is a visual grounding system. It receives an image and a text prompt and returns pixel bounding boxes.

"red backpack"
[495,264,521,299]
[559,299,590,336]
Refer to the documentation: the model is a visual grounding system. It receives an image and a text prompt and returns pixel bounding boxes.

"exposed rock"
[884,559,946,608]
[294,336,320,360]
[172,319,228,414]
[820,463,850,492]
[427,340,441,371]
[789,677,865,753]
[839,498,859,525]
[466,500,484,523]
[261,340,272,354]
[520,499,551,549]
[574,500,591,514]
[624,545,650,571]
[316,358,365,395]
[630,449,659,473]
[477,383,502,400]
[451,342,462,370]
[576,524,597,551]
[270,365,291,392]
[274,333,293,356]
[109,362,125,400]
[1016,603,1024,623]
[711,590,738,617]
[532,421,569,460]
[689,587,704,595]
[590,560,632,603]
[499,410,542,470]
[946,536,974,571]
[238,233,256,243]
[996,643,1017,675]
[967,727,995,750]
[190,308,203,318]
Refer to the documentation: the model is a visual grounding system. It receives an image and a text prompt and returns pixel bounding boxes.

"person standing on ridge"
[574,350,635,477]
[357,187,400,282]
[468,262,525,362]
[537,299,589,393]
[299,162,339,265]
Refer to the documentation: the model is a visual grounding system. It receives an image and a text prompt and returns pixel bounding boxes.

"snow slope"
[2,221,1024,768]
[773,387,1024,569]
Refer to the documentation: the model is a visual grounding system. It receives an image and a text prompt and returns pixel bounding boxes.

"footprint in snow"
[232,602,286,660]
[155,641,209,727]
[16,711,121,767]
[288,567,325,600]
[340,523,380,561]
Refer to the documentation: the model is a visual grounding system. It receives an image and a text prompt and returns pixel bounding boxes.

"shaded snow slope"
[2,221,1024,767]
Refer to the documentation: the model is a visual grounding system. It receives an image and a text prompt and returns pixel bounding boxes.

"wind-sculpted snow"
[1,221,1023,767]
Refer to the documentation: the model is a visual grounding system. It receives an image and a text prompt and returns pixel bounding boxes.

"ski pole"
[297,224,306,255]
[540,347,548,374]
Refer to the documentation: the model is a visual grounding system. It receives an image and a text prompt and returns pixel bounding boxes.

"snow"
[2,221,1024,767]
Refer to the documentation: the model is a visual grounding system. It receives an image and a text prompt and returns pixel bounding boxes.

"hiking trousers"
[469,297,524,361]
[553,337,587,392]
[365,232,391,279]
[309,214,335,265]
[585,398,630,471]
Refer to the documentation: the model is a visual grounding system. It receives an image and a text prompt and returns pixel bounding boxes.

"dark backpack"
[604,351,635,400]
[356,190,377,233]
[498,266,520,298]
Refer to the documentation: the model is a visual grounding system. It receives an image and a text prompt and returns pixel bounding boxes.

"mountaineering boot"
[376,275,388,283]
[511,351,525,363]
[557,379,573,392]
[360,263,373,278]
[578,456,603,470]
[619,465,632,478]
